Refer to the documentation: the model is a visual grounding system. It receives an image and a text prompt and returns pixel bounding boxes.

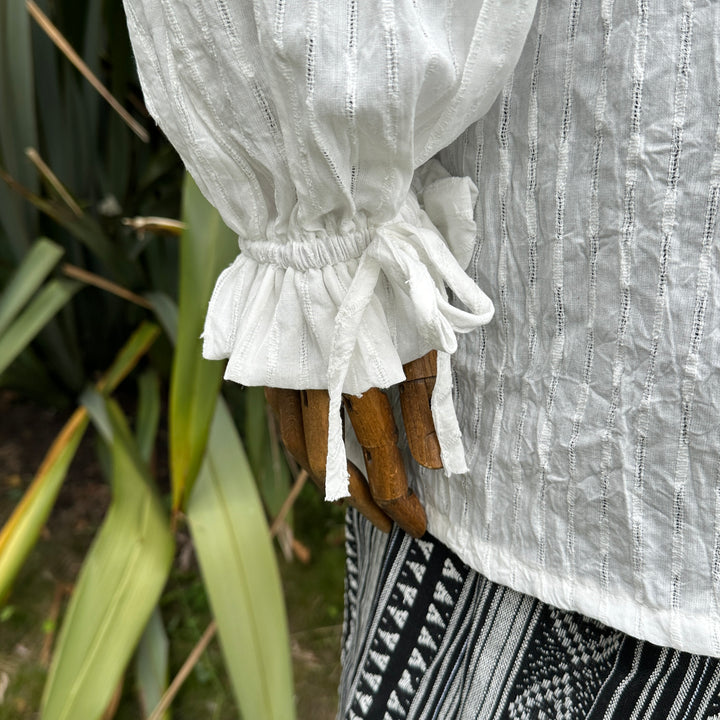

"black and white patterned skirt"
[338,509,720,719]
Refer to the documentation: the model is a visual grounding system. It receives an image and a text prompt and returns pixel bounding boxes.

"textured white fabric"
[413,0,720,658]
[125,0,720,657]
[123,0,535,499]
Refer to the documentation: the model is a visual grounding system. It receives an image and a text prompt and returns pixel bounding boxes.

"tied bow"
[324,217,494,501]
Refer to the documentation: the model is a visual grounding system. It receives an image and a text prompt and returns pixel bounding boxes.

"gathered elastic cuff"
[202,160,494,501]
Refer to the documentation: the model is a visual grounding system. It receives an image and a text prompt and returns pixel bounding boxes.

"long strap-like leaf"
[188,399,295,720]
[0,237,64,335]
[41,398,174,720]
[0,323,161,602]
[169,175,237,511]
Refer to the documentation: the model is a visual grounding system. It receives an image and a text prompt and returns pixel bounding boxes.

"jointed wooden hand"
[265,351,442,538]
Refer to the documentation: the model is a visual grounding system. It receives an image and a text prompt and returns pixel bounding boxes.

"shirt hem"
[427,505,720,658]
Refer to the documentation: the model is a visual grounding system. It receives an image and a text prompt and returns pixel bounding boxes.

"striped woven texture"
[340,510,720,719]
[409,0,720,656]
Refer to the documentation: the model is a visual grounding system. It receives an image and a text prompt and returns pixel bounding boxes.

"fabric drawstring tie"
[202,163,495,501]
[324,219,493,501]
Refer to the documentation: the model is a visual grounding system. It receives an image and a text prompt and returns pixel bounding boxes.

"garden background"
[0,2,345,718]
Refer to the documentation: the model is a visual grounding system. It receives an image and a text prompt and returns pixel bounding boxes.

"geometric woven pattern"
[340,510,720,719]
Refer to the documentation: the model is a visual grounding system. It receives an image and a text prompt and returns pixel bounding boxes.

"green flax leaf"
[187,399,295,720]
[169,174,236,510]
[0,278,80,378]
[135,608,170,720]
[0,237,64,335]
[0,323,160,605]
[41,398,174,720]
[135,369,161,464]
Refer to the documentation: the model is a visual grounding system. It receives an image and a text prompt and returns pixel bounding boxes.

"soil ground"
[0,390,345,719]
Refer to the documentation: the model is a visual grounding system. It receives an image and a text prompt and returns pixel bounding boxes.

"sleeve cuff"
[202,160,494,500]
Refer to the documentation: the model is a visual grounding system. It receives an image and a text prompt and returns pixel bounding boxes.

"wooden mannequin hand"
[264,351,442,538]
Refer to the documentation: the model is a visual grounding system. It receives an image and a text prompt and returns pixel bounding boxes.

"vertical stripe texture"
[340,510,720,719]
[428,0,720,656]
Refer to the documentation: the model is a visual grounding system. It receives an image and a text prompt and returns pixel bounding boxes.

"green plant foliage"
[135,608,170,720]
[41,398,175,720]
[146,291,179,344]
[0,235,77,388]
[0,322,160,603]
[0,408,86,606]
[0,278,80,377]
[169,175,236,511]
[0,3,303,718]
[0,0,184,398]
[242,384,293,522]
[0,0,38,262]
[97,322,162,395]
[0,236,68,391]
[135,369,161,464]
[188,399,295,720]
[0,237,63,334]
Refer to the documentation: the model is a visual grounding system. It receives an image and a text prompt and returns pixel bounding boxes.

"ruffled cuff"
[202,160,494,500]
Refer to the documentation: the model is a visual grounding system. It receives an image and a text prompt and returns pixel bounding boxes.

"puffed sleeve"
[123,0,537,500]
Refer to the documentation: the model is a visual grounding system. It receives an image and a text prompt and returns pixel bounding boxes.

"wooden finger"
[299,389,330,479]
[400,351,443,469]
[298,388,393,533]
[264,387,313,479]
[343,388,427,538]
[346,462,393,533]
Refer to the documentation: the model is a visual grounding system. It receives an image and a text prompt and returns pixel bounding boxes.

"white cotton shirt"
[124,0,720,657]
[123,0,535,498]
